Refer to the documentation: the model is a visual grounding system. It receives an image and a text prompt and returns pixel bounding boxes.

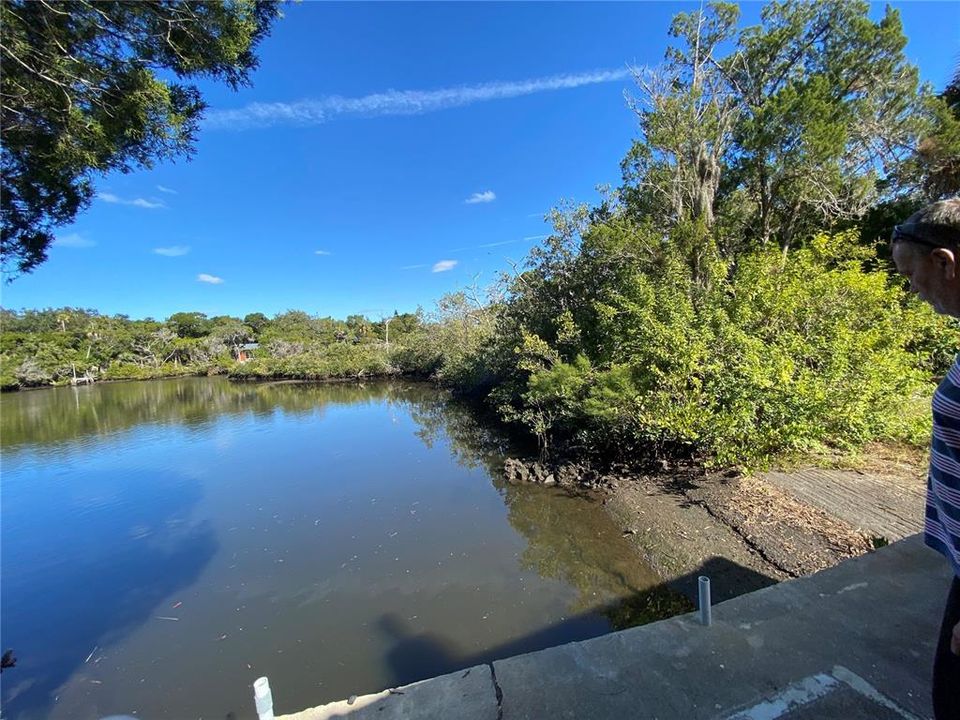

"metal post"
[254,676,274,720]
[698,575,712,627]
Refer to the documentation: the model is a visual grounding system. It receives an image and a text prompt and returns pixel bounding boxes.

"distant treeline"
[0,308,426,389]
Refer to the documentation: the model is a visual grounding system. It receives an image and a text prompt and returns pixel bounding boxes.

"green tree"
[210,318,253,358]
[622,0,935,254]
[1,1,279,275]
[386,311,421,339]
[724,0,926,250]
[622,3,739,230]
[130,326,176,367]
[167,312,210,338]
[243,312,270,336]
[346,314,373,343]
[899,68,960,201]
[946,67,960,111]
[266,310,316,341]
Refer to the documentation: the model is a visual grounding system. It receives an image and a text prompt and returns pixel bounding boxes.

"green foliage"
[168,312,212,338]
[623,0,940,251]
[243,312,270,336]
[229,342,395,381]
[0,307,424,389]
[392,291,499,392]
[1,1,279,275]
[100,362,199,381]
[423,0,957,469]
[900,92,960,201]
[444,224,957,468]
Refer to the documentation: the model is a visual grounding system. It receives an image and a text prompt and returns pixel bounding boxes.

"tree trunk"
[694,143,718,228]
[779,198,802,262]
[758,168,773,246]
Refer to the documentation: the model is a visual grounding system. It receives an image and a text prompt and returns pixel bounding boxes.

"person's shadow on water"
[377,555,777,690]
[379,614,464,685]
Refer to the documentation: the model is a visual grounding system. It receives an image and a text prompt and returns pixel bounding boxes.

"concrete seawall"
[277,535,952,719]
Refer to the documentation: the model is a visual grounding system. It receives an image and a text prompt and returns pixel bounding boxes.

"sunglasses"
[891,222,960,249]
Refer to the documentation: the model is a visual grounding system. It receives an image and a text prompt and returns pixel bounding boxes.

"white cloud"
[450,234,547,252]
[314,250,332,256]
[130,198,164,209]
[432,260,458,273]
[97,192,165,209]
[197,273,224,284]
[204,68,631,130]
[465,190,496,204]
[478,239,520,248]
[452,238,515,252]
[156,185,178,194]
[53,232,95,248]
[153,246,190,257]
[401,263,428,270]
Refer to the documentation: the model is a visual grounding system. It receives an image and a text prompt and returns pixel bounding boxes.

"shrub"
[453,227,957,468]
[100,363,197,381]
[228,342,396,380]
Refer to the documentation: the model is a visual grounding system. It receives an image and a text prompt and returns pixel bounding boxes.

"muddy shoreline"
[502,455,902,605]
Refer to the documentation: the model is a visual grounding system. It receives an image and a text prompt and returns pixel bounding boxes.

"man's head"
[891,198,960,318]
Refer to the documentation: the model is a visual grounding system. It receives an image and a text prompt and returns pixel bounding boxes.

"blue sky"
[3,1,958,321]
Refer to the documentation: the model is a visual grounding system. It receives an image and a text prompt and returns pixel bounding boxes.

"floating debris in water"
[156,616,180,622]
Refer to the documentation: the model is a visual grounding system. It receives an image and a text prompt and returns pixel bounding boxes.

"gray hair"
[906,198,960,228]
[895,197,960,249]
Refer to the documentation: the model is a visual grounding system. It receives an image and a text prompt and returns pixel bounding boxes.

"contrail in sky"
[204,68,630,130]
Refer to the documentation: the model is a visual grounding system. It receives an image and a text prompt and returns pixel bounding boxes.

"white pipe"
[698,575,712,626]
[254,676,274,720]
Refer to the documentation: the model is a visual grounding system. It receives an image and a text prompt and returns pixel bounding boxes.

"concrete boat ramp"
[275,535,951,720]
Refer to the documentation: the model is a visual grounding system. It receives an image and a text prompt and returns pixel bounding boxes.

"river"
[1,378,678,719]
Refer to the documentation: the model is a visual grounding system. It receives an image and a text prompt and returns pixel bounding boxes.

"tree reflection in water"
[3,378,693,629]
[404,388,694,628]
[2,378,691,648]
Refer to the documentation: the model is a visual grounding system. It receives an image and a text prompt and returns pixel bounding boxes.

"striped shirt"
[927,354,960,577]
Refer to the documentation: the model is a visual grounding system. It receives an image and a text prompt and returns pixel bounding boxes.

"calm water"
[1,378,668,720]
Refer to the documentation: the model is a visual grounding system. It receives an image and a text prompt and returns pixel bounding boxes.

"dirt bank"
[503,449,926,603]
